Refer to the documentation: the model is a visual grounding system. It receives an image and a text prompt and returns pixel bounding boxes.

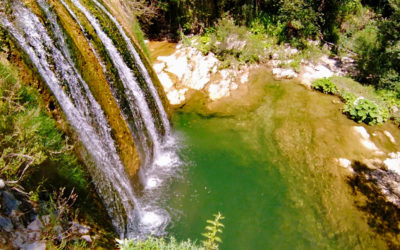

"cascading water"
[0,0,181,238]
[67,0,182,235]
[89,0,179,192]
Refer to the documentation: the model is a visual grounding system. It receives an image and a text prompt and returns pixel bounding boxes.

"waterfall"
[0,0,181,238]
[91,0,171,135]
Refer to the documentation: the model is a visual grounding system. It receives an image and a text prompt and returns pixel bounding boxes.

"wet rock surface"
[0,188,95,248]
[349,161,400,248]
[341,126,400,247]
[0,188,36,248]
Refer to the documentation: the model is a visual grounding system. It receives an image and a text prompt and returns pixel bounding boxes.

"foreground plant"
[117,236,201,250]
[202,212,225,250]
[117,212,225,250]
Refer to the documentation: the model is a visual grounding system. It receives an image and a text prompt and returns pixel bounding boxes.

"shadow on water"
[348,161,400,249]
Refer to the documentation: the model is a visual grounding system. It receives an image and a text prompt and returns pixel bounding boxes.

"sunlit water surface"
[163,70,400,249]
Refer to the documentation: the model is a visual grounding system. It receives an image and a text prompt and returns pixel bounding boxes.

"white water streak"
[70,0,162,156]
[92,0,171,135]
[0,1,137,237]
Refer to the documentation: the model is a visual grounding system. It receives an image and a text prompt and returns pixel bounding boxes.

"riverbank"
[148,40,400,248]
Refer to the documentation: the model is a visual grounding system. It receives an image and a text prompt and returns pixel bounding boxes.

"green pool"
[165,70,399,249]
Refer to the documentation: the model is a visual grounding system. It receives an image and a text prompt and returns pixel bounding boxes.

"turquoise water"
[165,75,395,249]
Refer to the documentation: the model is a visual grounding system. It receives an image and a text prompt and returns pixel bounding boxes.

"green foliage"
[117,236,202,250]
[337,1,400,95]
[202,212,224,250]
[312,78,338,95]
[376,88,400,107]
[339,89,357,104]
[189,16,275,66]
[40,188,80,247]
[0,61,89,197]
[117,213,225,250]
[314,76,398,125]
[344,98,389,125]
[277,0,321,40]
[0,64,48,181]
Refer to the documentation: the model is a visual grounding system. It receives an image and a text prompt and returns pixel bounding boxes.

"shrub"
[312,78,338,94]
[339,89,357,103]
[343,98,389,125]
[189,16,273,65]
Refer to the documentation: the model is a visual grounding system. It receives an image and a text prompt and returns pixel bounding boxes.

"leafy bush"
[339,89,357,103]
[190,16,274,65]
[312,78,338,94]
[343,98,389,125]
[277,0,321,39]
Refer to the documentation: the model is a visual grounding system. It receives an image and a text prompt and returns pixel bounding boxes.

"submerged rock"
[352,126,384,155]
[337,158,352,169]
[348,151,400,248]
[384,131,397,144]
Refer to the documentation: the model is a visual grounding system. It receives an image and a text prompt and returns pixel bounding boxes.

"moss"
[50,0,141,176]
[80,0,167,131]
[61,0,154,137]
[131,17,151,60]
[0,26,66,127]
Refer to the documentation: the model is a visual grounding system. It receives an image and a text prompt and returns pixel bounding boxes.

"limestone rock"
[352,126,384,155]
[360,159,384,170]
[337,158,352,168]
[384,152,400,175]
[384,131,396,144]
[155,44,253,105]
[272,68,298,79]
